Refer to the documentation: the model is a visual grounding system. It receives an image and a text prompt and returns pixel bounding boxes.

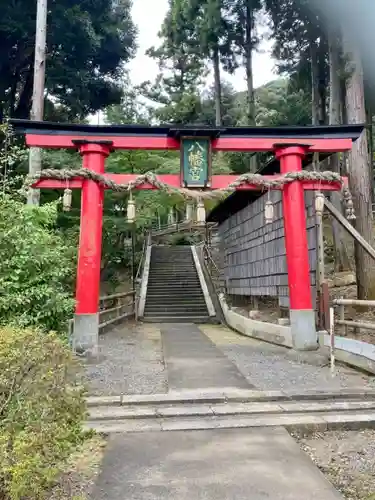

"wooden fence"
[98,291,136,329]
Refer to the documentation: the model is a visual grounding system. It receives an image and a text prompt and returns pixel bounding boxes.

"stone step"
[148,281,201,290]
[88,399,375,422]
[145,296,206,302]
[86,410,375,434]
[146,286,202,291]
[148,270,198,274]
[142,316,212,323]
[143,310,209,316]
[145,298,207,305]
[149,270,196,274]
[147,278,200,282]
[147,288,203,300]
[144,309,209,315]
[87,388,375,407]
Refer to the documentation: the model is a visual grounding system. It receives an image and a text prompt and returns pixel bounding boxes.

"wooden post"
[330,307,335,377]
[316,198,325,329]
[28,0,48,206]
[338,297,347,337]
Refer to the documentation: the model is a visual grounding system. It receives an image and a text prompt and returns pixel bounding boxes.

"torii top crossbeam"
[9,119,363,355]
[11,119,362,151]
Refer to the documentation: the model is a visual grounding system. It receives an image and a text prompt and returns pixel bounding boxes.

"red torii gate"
[10,120,363,354]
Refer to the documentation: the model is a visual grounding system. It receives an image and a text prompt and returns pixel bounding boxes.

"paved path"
[161,323,251,390]
[90,428,342,500]
[88,322,375,499]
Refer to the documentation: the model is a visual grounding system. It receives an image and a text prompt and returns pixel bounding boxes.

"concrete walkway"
[161,323,251,390]
[90,427,342,499]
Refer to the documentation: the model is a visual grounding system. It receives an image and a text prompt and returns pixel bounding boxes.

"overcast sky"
[129,0,277,91]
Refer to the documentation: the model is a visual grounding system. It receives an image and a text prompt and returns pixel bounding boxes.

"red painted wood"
[26,133,353,152]
[276,146,313,311]
[75,144,110,315]
[26,134,180,150]
[212,137,353,152]
[32,173,346,192]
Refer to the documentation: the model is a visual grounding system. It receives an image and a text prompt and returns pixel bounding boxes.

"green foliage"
[0,195,76,332]
[0,0,136,119]
[0,325,86,500]
[139,0,205,124]
[255,79,311,126]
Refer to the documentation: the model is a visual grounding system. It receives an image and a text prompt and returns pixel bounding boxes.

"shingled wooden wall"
[217,191,317,308]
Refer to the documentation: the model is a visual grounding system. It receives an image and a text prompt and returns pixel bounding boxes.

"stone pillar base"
[290,309,318,351]
[73,313,99,357]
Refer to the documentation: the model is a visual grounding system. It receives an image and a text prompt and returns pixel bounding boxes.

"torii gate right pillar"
[276,146,316,350]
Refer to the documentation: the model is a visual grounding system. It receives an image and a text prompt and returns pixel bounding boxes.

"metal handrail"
[100,291,135,303]
[202,243,220,275]
[135,234,148,284]
[332,297,375,334]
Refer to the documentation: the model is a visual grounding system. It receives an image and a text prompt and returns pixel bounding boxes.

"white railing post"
[329,307,335,377]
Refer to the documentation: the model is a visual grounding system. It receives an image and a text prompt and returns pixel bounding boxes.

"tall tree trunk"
[245,0,257,171]
[328,31,351,272]
[310,41,321,125]
[318,38,327,124]
[212,46,222,127]
[365,100,374,204]
[344,39,375,299]
[245,0,255,125]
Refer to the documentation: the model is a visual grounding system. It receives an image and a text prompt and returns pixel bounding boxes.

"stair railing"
[202,243,222,290]
[134,231,151,321]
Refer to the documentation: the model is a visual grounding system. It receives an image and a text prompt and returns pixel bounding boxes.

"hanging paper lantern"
[127,192,136,224]
[314,192,325,218]
[186,202,194,221]
[196,200,206,224]
[264,200,274,224]
[62,188,72,212]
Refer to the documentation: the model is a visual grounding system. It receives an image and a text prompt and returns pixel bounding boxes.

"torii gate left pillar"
[10,119,362,355]
[74,142,111,356]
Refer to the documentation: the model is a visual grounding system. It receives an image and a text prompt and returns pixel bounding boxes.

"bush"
[0,195,76,333]
[0,326,87,500]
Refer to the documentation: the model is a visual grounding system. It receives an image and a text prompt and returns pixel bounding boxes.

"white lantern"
[315,192,325,218]
[196,200,206,225]
[127,194,136,224]
[264,200,274,224]
[62,188,72,212]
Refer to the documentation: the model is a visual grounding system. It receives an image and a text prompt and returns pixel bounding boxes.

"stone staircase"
[86,388,375,434]
[143,246,212,323]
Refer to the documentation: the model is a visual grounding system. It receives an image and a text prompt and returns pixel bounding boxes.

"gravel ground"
[82,322,167,396]
[201,325,375,392]
[292,430,375,500]
[48,436,106,500]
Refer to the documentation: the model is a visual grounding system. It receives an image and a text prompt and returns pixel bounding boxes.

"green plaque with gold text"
[180,137,211,188]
